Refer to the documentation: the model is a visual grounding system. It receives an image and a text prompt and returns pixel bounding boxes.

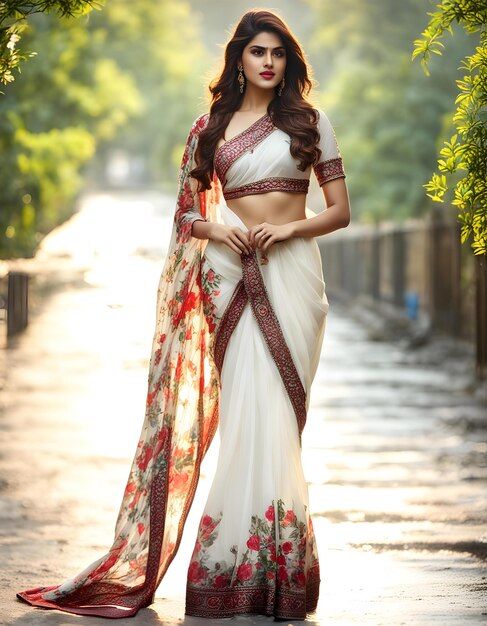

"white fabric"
[222,108,342,192]
[186,199,328,591]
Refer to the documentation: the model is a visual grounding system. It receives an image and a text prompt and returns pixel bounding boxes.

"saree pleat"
[185,202,329,619]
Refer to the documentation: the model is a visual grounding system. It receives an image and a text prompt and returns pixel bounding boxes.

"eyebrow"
[250,45,285,50]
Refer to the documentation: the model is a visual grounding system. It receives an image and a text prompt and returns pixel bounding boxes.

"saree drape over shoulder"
[17,108,345,620]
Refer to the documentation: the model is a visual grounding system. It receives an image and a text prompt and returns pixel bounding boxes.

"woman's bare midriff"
[226,191,307,230]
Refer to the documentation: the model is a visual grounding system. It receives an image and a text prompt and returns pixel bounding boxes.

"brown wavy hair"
[190,9,322,192]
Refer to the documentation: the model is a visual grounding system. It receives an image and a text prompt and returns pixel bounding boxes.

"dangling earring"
[237,64,245,93]
[277,76,285,96]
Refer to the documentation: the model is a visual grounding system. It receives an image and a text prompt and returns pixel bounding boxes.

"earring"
[277,76,285,96]
[237,64,245,93]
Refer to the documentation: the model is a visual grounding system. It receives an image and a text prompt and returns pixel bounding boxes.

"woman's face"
[240,31,287,92]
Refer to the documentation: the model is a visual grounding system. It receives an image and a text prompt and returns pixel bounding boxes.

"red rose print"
[173,444,185,459]
[202,515,213,527]
[186,291,199,311]
[175,353,183,382]
[282,541,293,554]
[282,509,296,526]
[188,561,204,583]
[265,504,275,521]
[157,426,168,441]
[124,481,136,496]
[200,524,216,541]
[296,572,306,587]
[246,534,261,551]
[277,554,286,566]
[159,333,166,344]
[266,571,275,579]
[128,489,142,508]
[207,269,215,283]
[137,523,145,535]
[87,539,128,581]
[214,575,230,588]
[137,446,153,470]
[185,327,192,340]
[154,427,168,457]
[176,220,192,244]
[196,116,207,132]
[194,541,201,553]
[173,470,188,490]
[269,543,276,562]
[237,562,253,581]
[277,565,289,584]
[179,181,195,210]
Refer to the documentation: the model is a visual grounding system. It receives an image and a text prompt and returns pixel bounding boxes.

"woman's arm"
[289,177,350,238]
[248,177,350,252]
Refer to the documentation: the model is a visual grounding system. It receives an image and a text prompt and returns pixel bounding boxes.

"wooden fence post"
[7,271,29,337]
[392,229,405,308]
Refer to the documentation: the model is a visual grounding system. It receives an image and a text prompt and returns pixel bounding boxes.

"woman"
[16,9,350,621]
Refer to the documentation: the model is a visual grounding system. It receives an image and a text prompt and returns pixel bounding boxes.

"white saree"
[16,107,345,620]
[185,203,329,618]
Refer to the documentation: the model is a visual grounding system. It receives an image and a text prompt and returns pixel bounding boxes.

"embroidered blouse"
[213,107,346,201]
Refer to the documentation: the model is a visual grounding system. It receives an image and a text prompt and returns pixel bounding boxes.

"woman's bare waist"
[225,191,307,229]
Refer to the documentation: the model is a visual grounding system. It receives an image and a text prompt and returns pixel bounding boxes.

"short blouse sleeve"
[312,108,346,186]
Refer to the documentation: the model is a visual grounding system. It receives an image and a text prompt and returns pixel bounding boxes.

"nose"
[264,51,273,67]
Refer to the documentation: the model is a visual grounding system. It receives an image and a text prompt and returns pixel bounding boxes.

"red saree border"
[313,156,345,186]
[213,250,307,443]
[213,278,247,375]
[241,250,307,441]
[223,176,309,201]
[185,562,320,619]
[214,113,276,183]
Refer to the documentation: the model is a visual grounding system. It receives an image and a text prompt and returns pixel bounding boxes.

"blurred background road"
[1,191,486,625]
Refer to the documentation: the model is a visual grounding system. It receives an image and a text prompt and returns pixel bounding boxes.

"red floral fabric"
[16,112,224,618]
[185,499,320,619]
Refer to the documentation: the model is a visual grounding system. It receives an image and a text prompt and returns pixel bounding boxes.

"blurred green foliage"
[1,0,209,258]
[304,0,477,223]
[0,0,100,87]
[412,0,486,256]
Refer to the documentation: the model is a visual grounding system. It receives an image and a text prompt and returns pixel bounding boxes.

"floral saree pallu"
[16,111,330,620]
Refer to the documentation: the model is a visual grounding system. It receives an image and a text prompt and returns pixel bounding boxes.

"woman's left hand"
[247,222,294,253]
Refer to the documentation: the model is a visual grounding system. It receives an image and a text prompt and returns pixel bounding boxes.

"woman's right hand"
[209,223,253,255]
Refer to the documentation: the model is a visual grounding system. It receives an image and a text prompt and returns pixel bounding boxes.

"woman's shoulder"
[310,106,330,123]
